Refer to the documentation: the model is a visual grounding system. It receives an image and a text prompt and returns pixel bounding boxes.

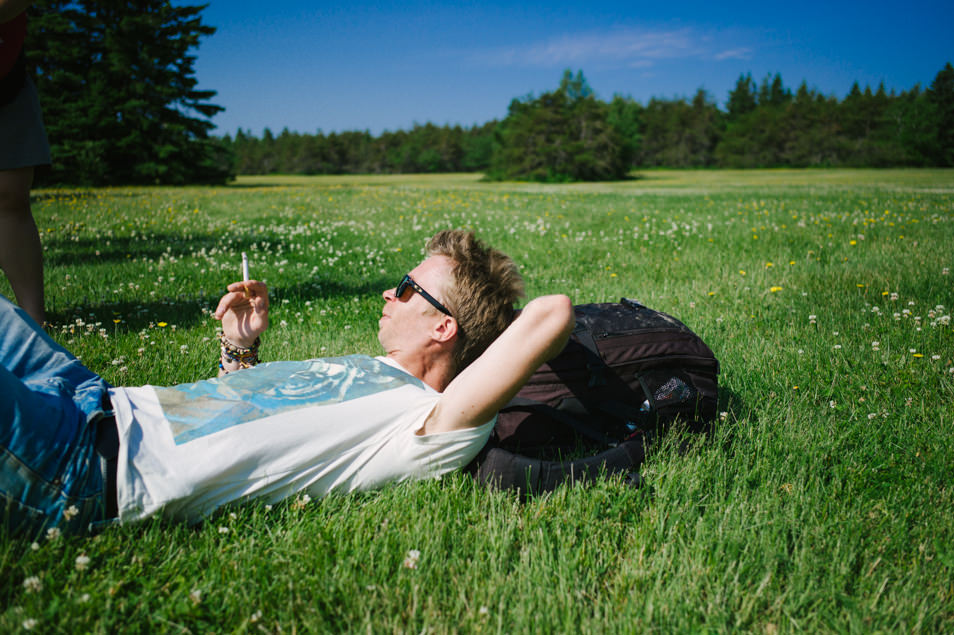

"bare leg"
[0,166,45,324]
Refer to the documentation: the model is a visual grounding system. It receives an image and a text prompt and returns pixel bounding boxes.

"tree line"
[224,64,954,181]
[23,1,953,184]
[223,122,497,176]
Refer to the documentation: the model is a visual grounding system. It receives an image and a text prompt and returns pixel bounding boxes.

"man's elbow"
[527,294,575,356]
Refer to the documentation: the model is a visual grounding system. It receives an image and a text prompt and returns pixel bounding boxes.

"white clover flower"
[867,413,877,420]
[22,618,38,630]
[23,576,42,592]
[829,401,837,408]
[75,555,91,571]
[190,589,202,605]
[63,505,80,521]
[46,527,61,541]
[403,549,421,569]
[218,526,229,534]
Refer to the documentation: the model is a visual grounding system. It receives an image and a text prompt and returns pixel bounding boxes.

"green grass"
[3,169,954,632]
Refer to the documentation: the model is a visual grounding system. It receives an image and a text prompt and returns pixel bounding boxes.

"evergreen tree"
[927,62,954,165]
[887,85,940,166]
[26,0,230,184]
[639,91,721,167]
[607,95,643,168]
[726,73,757,122]
[488,70,626,182]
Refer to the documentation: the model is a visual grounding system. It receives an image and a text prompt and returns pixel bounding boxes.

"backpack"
[492,298,720,458]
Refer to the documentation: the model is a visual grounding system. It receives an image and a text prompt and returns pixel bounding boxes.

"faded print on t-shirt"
[152,355,424,445]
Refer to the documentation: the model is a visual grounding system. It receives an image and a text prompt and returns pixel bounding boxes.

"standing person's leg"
[0,166,44,324]
[1,70,51,326]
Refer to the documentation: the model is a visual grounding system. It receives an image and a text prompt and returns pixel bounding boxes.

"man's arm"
[423,294,575,434]
[213,280,269,376]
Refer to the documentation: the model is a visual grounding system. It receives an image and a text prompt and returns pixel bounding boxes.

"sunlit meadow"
[2,169,953,632]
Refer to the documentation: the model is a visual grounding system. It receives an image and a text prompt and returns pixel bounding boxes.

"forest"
[222,65,954,181]
[23,0,953,184]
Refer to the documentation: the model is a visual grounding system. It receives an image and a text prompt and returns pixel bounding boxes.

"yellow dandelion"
[913,353,924,358]
[739,270,746,276]
[157,322,168,327]
[850,240,857,245]
[770,286,783,293]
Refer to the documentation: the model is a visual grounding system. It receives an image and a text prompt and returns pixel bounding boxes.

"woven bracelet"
[217,330,261,371]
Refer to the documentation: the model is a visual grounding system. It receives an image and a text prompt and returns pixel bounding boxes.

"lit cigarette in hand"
[242,252,250,296]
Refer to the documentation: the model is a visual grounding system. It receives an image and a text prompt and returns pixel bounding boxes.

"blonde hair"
[426,230,525,373]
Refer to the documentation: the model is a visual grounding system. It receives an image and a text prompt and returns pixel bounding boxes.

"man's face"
[378,255,455,354]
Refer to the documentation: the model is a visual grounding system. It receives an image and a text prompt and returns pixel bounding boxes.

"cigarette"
[242,252,250,282]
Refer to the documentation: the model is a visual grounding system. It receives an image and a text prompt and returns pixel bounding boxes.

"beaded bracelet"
[217,330,261,372]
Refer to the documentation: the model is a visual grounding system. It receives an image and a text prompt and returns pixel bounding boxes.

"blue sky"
[190,0,954,137]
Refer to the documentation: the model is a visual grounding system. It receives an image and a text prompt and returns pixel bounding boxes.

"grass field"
[2,169,953,632]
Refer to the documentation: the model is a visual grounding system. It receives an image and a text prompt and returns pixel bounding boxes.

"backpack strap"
[571,322,610,388]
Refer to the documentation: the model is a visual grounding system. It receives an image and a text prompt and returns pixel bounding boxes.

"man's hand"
[214,280,269,347]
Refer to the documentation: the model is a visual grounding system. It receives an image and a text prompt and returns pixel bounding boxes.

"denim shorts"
[0,294,111,536]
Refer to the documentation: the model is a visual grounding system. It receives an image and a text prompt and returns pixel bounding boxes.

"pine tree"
[927,62,954,165]
[26,0,230,184]
[726,73,757,122]
[487,70,626,182]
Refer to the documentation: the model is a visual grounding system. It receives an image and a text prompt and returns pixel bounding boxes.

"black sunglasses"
[395,274,453,316]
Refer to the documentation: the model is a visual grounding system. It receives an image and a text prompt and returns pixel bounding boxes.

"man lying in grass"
[1,230,575,534]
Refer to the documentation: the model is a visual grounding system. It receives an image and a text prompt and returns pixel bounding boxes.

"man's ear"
[432,314,458,344]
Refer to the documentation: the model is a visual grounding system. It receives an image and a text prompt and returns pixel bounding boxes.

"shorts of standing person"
[0,75,51,171]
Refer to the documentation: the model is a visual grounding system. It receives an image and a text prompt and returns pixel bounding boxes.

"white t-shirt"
[107,355,494,524]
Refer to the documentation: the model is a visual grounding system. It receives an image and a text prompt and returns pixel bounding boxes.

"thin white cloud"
[715,47,753,61]
[472,26,750,68]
